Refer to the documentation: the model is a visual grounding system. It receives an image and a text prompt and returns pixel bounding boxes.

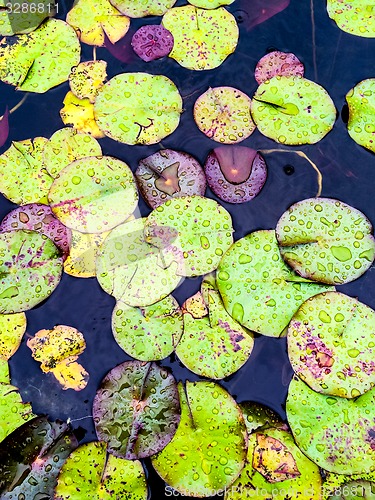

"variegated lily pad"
[216,230,333,337]
[131,25,174,62]
[255,51,304,84]
[188,0,235,8]
[93,361,180,459]
[194,87,255,143]
[111,0,176,17]
[64,229,110,278]
[251,76,336,144]
[0,0,55,36]
[276,198,375,285]
[327,0,375,38]
[323,472,375,499]
[60,91,105,138]
[0,383,34,444]
[0,312,26,360]
[346,79,375,152]
[69,60,107,103]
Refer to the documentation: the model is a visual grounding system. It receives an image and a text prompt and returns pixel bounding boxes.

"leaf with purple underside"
[0,107,9,148]
[132,25,174,62]
[237,0,290,32]
[104,30,138,64]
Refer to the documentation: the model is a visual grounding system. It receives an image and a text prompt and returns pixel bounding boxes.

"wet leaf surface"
[0,312,26,360]
[60,91,105,138]
[132,25,174,62]
[239,401,287,435]
[111,0,176,17]
[188,0,234,7]
[64,229,110,278]
[0,384,34,444]
[0,0,55,36]
[69,60,107,103]
[255,50,304,84]
[327,0,375,38]
[346,78,375,153]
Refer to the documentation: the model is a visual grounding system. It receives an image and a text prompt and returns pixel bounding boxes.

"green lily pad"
[93,360,180,459]
[346,79,375,152]
[60,91,105,138]
[55,441,147,500]
[151,380,247,497]
[144,195,234,277]
[225,427,322,500]
[288,291,375,398]
[194,86,256,143]
[240,402,286,435]
[69,60,107,103]
[94,72,183,145]
[276,197,375,285]
[96,217,182,306]
[251,76,336,144]
[111,0,176,17]
[0,312,26,360]
[112,295,183,361]
[0,0,55,36]
[0,19,80,93]
[43,128,102,178]
[64,229,110,278]
[323,472,375,499]
[48,155,138,234]
[162,5,239,70]
[176,273,254,379]
[327,0,375,38]
[286,376,375,474]
[216,230,333,337]
[0,359,9,384]
[187,0,235,8]
[0,230,63,314]
[0,383,34,444]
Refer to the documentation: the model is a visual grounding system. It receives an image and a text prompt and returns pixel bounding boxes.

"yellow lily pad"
[0,313,26,360]
[64,229,111,278]
[69,60,107,103]
[187,0,234,7]
[60,91,105,138]
[111,0,176,18]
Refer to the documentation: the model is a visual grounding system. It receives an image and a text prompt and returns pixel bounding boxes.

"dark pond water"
[1,0,375,498]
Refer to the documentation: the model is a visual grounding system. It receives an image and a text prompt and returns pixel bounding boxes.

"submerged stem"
[0,93,29,120]
[93,46,97,61]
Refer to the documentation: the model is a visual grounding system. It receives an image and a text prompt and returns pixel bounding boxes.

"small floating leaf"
[69,60,107,103]
[132,25,174,62]
[237,0,290,31]
[0,0,55,36]
[0,383,34,444]
[60,91,105,138]
[346,79,375,153]
[111,0,176,17]
[0,312,26,360]
[0,107,9,148]
[255,51,304,84]
[327,0,375,38]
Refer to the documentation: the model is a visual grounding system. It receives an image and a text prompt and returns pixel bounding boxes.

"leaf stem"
[93,46,97,61]
[0,93,29,120]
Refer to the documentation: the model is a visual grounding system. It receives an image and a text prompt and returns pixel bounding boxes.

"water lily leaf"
[162,6,238,70]
[0,312,26,360]
[0,19,80,93]
[327,0,375,38]
[0,230,63,314]
[69,60,107,103]
[94,72,183,145]
[64,229,110,278]
[240,402,286,434]
[0,203,72,261]
[346,79,375,152]
[251,76,336,145]
[187,0,234,8]
[0,416,77,498]
[237,0,290,31]
[0,0,55,36]
[27,325,89,391]
[276,197,375,285]
[217,230,333,337]
[0,106,9,148]
[288,291,375,398]
[110,0,176,17]
[204,146,267,203]
[144,195,234,277]
[93,360,180,459]
[255,51,304,85]
[60,91,105,138]
[135,149,206,209]
[151,380,247,497]
[0,359,9,384]
[103,28,137,63]
[323,472,375,499]
[66,0,130,45]
[286,375,375,474]
[226,427,322,500]
[96,218,182,306]
[132,25,174,62]
[176,273,254,379]
[0,384,34,444]
[0,137,53,205]
[55,441,147,500]
[112,295,183,361]
[48,155,138,234]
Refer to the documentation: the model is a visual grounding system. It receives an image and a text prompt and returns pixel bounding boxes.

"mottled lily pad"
[251,76,336,144]
[176,274,254,379]
[204,146,267,203]
[94,72,183,145]
[55,441,147,500]
[135,149,206,209]
[287,376,375,474]
[194,87,255,143]
[327,0,375,38]
[0,359,9,384]
[323,472,375,499]
[112,295,183,361]
[276,198,375,285]
[64,229,110,278]
[0,230,63,314]
[144,195,234,277]
[69,60,107,103]
[0,0,55,36]
[60,91,105,138]
[93,360,180,459]
[255,51,304,84]
[48,156,138,234]
[0,383,34,444]
[111,0,176,17]
[132,25,174,62]
[240,402,287,434]
[151,380,247,497]
[346,79,375,153]
[0,312,26,360]
[0,19,80,93]
[188,0,234,8]
[217,230,333,337]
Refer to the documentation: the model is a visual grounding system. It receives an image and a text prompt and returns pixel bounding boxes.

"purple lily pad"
[204,146,267,203]
[0,107,9,148]
[131,25,174,62]
[0,204,72,261]
[237,0,290,31]
[255,51,304,84]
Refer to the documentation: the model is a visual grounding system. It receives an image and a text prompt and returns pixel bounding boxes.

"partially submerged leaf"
[0,106,9,148]
[240,402,286,434]
[69,60,107,103]
[132,25,174,62]
[110,0,176,17]
[346,79,375,152]
[0,312,26,360]
[0,0,55,36]
[0,384,34,444]
[60,91,105,138]
[237,0,290,31]
[64,229,110,278]
[255,51,304,84]
[327,0,375,38]
[187,0,235,8]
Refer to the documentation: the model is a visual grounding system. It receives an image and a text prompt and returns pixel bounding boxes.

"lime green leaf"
[110,0,176,18]
[0,359,9,384]
[240,401,286,435]
[64,229,110,278]
[0,383,34,444]
[346,78,375,152]
[323,472,375,499]
[187,0,235,8]
[69,60,107,103]
[0,0,55,36]
[327,0,375,38]
[60,91,105,138]
[0,312,26,360]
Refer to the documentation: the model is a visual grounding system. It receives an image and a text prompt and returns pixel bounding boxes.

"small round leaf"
[255,51,304,85]
[69,60,107,103]
[327,0,375,38]
[346,79,375,153]
[131,25,174,62]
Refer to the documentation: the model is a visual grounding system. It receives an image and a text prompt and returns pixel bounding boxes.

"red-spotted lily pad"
[188,0,234,7]
[240,402,287,434]
[0,107,9,148]
[176,273,254,379]
[276,198,375,285]
[93,360,180,459]
[144,195,234,277]
[194,87,255,143]
[0,383,34,444]
[111,0,176,17]
[204,146,267,203]
[0,312,26,361]
[55,441,148,499]
[60,92,105,138]
[0,230,63,314]
[132,25,174,62]
[69,60,107,103]
[0,204,72,261]
[346,79,375,153]
[327,0,375,38]
[286,375,375,474]
[0,0,55,36]
[64,229,110,278]
[216,230,333,337]
[112,295,183,361]
[151,380,247,497]
[94,72,183,145]
[162,5,239,70]
[251,76,336,144]
[135,149,206,209]
[288,291,375,398]
[48,156,138,234]
[255,51,304,85]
